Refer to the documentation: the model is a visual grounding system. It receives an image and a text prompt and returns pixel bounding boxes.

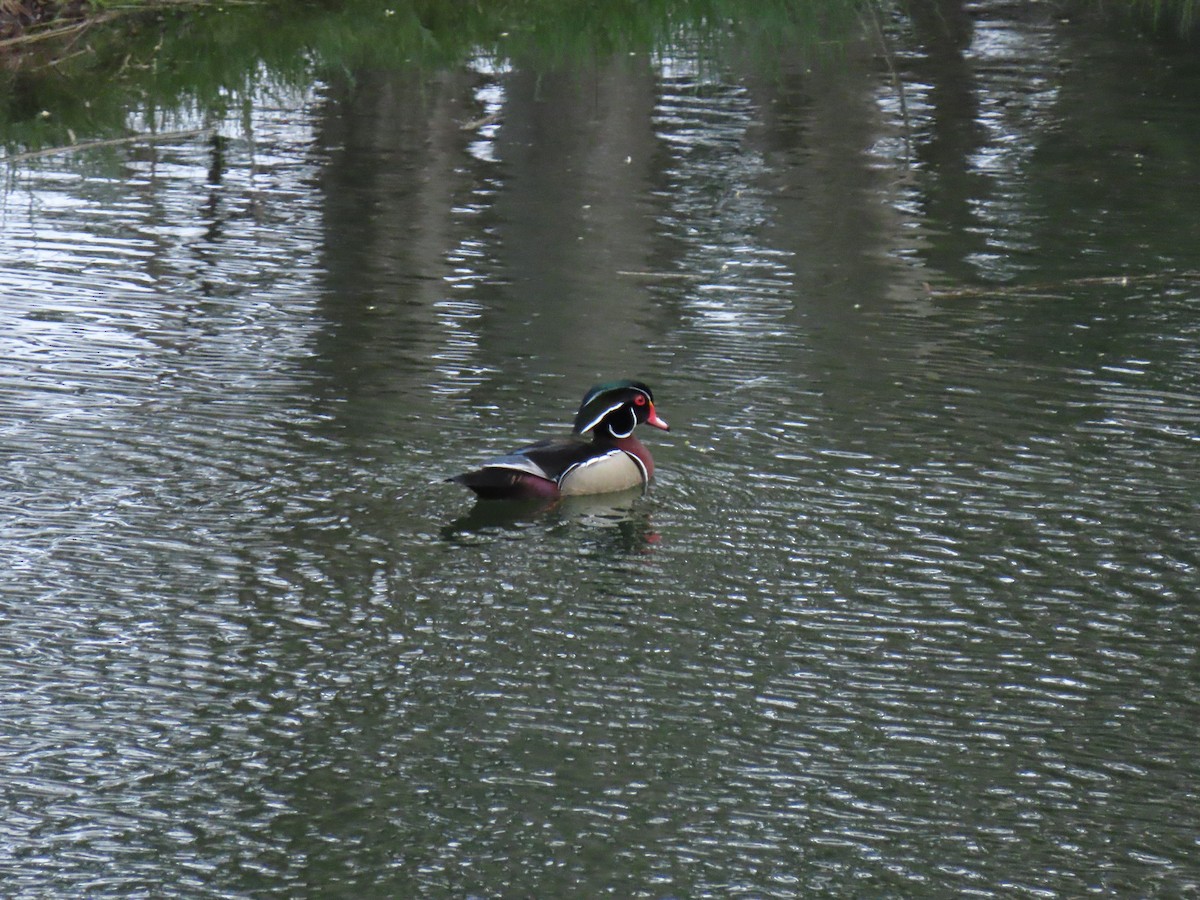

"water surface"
[2,4,1199,896]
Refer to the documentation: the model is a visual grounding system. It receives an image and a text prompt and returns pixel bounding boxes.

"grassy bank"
[3,0,1198,60]
[1,0,869,157]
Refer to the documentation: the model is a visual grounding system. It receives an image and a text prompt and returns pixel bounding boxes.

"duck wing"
[449,438,597,499]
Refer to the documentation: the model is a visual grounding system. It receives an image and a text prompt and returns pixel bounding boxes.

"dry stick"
[863,3,912,167]
[0,1,254,54]
[0,15,114,52]
[616,271,1200,293]
[1,128,214,165]
[926,271,1200,299]
[616,270,704,281]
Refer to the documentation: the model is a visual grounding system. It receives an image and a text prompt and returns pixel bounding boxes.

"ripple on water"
[0,107,353,891]
[632,271,1200,889]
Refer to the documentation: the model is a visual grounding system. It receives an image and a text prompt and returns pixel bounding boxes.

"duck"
[449,379,670,500]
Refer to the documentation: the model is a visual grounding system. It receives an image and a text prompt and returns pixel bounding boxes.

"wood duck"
[449,380,669,500]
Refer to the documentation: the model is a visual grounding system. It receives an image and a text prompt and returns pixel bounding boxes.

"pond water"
[2,3,1200,897]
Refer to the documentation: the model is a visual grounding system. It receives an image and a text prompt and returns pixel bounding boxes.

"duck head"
[573,379,670,440]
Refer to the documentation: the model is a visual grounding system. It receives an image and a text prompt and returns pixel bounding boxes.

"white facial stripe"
[578,399,626,434]
[610,406,636,438]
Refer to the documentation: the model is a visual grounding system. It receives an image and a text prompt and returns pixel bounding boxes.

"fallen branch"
[0,0,256,57]
[924,271,1200,299]
[0,7,119,52]
[617,270,704,281]
[0,127,213,164]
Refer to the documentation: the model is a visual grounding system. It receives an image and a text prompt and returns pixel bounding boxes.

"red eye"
[634,394,647,406]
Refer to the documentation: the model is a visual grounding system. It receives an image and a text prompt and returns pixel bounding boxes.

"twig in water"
[1,128,215,165]
[617,270,704,281]
[925,271,1200,299]
[0,14,114,52]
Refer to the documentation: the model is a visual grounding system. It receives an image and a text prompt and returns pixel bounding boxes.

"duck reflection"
[441,486,659,552]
